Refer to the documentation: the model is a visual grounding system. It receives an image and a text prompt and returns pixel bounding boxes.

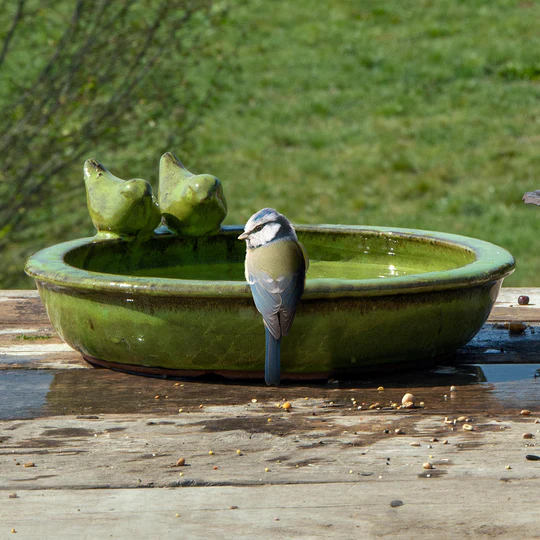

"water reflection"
[1,363,539,421]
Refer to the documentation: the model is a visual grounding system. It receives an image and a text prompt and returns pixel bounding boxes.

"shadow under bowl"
[25,225,515,380]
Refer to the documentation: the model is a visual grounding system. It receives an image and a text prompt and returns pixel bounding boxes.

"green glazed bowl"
[25,225,515,379]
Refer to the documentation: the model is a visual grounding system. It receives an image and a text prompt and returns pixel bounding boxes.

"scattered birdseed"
[208,451,214,455]
[525,454,540,461]
[251,399,257,403]
[523,433,534,439]
[429,455,434,459]
[267,418,272,423]
[505,465,512,470]
[509,322,527,334]
[410,442,421,447]
[174,382,181,386]
[369,403,380,409]
[463,424,474,431]
[179,473,183,476]
[213,466,219,470]
[444,418,453,424]
[521,410,532,416]
[8,493,17,499]
[236,450,242,455]
[395,428,405,435]
[176,458,186,466]
[11,529,16,534]
[349,470,353,474]
[457,416,467,422]
[450,386,457,392]
[265,468,270,472]
[199,404,203,409]
[230,506,238,510]
[401,393,415,406]
[377,386,385,391]
[178,409,183,413]
[390,500,403,508]
[282,402,291,410]
[518,295,530,305]
[423,462,434,469]
[23,462,35,468]
[154,395,160,399]
[443,440,449,445]
[431,438,439,442]
[175,513,180,518]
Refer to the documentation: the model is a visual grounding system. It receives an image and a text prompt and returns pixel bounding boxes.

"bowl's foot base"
[82,353,453,382]
[82,354,331,381]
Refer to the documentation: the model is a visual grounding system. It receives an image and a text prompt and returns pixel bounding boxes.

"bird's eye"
[253,224,264,233]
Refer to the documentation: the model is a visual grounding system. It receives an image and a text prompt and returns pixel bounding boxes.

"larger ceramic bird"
[84,159,160,238]
[238,208,308,385]
[158,152,227,236]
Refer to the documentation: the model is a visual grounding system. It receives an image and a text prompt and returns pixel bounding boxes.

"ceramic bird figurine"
[238,208,308,385]
[84,159,160,238]
[158,152,227,236]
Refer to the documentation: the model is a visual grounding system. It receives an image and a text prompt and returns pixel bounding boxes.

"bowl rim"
[25,224,515,299]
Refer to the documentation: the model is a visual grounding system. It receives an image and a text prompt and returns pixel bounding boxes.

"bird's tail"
[265,327,281,386]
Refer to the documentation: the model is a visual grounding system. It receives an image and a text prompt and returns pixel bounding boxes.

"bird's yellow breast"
[247,239,306,279]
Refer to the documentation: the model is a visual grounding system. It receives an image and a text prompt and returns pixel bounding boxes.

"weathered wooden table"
[1,289,540,539]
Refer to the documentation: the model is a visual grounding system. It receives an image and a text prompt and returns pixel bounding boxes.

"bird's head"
[238,208,297,249]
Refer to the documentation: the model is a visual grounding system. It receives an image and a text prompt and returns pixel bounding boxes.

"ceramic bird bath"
[25,156,515,380]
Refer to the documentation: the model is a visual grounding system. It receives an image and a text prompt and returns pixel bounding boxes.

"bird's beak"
[238,231,248,240]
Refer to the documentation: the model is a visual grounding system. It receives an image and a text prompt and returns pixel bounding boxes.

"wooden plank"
[2,479,540,540]
[1,410,539,490]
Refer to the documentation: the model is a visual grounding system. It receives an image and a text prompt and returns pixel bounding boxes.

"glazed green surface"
[25,225,514,375]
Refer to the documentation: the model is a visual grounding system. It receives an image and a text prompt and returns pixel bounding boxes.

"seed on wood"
[251,399,257,403]
[265,468,270,472]
[395,428,405,435]
[176,458,186,466]
[230,506,238,510]
[154,395,160,399]
[8,493,17,499]
[422,462,434,469]
[401,393,415,406]
[282,402,291,410]
[390,500,403,508]
[213,466,218,470]
[236,450,242,455]
[377,386,385,391]
[443,440,449,445]
[199,404,203,409]
[369,403,380,409]
[383,429,390,434]
[518,295,530,305]
[457,416,467,422]
[175,513,180,517]
[509,322,527,334]
[505,465,512,470]
[463,424,474,431]
[267,418,272,423]
[178,409,183,413]
[525,454,540,461]
[450,386,457,392]
[521,410,531,416]
[444,418,453,424]
[208,451,214,455]
[23,462,35,468]
[410,442,421,447]
[431,438,439,442]
[523,433,534,439]
[402,401,415,409]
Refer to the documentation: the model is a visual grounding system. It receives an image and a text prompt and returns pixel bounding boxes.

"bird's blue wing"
[279,267,305,337]
[247,272,282,339]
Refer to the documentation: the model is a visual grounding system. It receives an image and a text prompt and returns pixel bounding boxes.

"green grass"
[4,0,540,286]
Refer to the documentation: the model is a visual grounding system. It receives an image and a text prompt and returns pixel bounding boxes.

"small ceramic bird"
[84,159,160,238]
[238,208,308,385]
[158,152,227,236]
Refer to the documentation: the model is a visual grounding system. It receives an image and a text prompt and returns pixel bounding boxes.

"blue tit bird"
[238,208,308,386]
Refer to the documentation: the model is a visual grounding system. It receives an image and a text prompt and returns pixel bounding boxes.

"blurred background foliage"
[1,0,540,288]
